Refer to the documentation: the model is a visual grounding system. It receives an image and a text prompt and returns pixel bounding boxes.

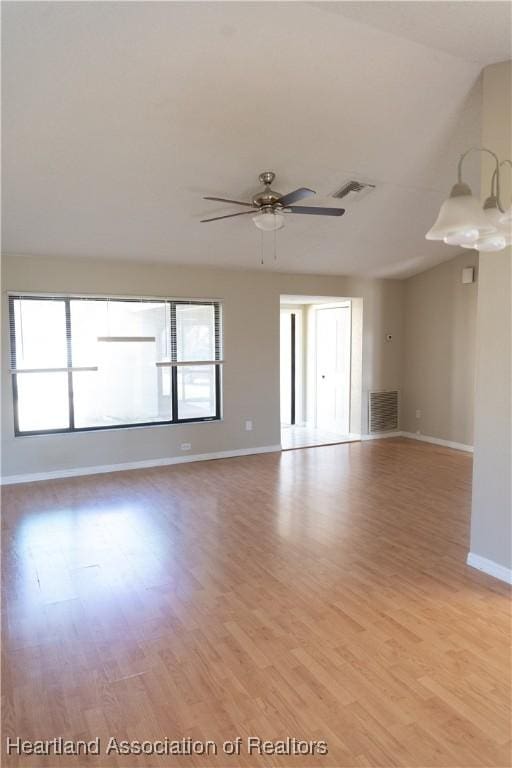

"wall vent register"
[368,390,399,433]
[8,294,222,435]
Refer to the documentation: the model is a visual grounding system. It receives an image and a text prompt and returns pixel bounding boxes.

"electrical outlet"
[245,419,253,432]
[180,443,191,451]
[415,409,422,419]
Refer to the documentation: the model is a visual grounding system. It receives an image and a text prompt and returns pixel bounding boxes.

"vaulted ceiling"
[2,2,510,277]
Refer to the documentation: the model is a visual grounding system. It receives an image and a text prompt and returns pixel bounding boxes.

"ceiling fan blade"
[200,210,256,223]
[285,205,345,217]
[278,187,316,206]
[203,196,254,208]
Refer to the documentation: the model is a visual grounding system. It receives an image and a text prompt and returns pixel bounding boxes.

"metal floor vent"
[369,390,399,433]
[332,179,376,202]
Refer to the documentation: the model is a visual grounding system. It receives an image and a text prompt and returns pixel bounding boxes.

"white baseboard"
[0,444,282,485]
[467,552,512,585]
[361,431,402,441]
[360,430,473,453]
[1,430,473,485]
[400,431,473,453]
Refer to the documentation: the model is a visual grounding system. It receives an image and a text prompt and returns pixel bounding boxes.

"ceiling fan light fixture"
[252,210,284,231]
[201,172,344,249]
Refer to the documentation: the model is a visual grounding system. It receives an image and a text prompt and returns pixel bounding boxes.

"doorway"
[280,297,359,450]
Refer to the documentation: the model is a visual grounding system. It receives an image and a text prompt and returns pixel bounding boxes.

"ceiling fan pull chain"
[260,229,264,265]
[273,227,277,261]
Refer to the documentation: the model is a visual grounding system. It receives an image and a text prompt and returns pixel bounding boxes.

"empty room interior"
[1,2,511,767]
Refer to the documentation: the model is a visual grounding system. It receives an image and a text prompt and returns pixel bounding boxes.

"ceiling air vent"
[332,179,376,203]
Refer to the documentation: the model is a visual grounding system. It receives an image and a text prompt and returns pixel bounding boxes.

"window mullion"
[170,302,178,422]
[214,302,221,361]
[9,296,20,435]
[215,363,221,420]
[65,298,75,430]
[214,302,221,419]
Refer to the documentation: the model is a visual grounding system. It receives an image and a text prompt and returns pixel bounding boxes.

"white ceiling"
[2,2,508,278]
[326,1,512,66]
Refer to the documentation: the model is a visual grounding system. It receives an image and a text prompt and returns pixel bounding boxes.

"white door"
[315,306,351,433]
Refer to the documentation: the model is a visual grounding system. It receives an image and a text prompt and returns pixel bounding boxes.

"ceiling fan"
[201,171,345,231]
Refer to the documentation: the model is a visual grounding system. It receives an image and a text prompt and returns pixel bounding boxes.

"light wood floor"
[2,438,511,767]
[280,425,358,450]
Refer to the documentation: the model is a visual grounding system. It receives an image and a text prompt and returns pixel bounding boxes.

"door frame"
[280,306,304,427]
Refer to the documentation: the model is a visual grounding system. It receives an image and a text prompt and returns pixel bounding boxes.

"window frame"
[9,294,223,436]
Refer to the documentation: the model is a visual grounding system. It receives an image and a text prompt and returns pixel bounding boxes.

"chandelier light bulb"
[443,228,479,246]
[483,196,503,228]
[425,183,494,242]
[483,196,512,246]
[499,205,512,224]
[462,233,507,252]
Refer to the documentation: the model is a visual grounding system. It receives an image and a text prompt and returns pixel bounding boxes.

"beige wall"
[470,60,512,571]
[1,255,404,479]
[402,250,478,446]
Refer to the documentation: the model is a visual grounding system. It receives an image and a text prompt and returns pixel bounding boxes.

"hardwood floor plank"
[2,439,511,767]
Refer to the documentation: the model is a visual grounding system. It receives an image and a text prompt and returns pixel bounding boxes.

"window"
[9,294,222,435]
